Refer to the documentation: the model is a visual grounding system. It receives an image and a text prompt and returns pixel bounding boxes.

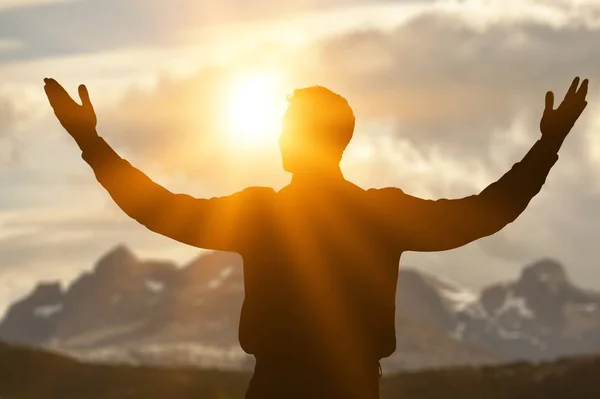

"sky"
[2,0,600,315]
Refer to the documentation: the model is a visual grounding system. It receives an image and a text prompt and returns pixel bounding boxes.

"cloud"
[95,8,600,187]
[0,0,429,62]
[0,94,21,166]
[95,65,292,192]
[305,12,600,160]
[0,0,71,11]
[6,0,600,313]
[86,6,600,291]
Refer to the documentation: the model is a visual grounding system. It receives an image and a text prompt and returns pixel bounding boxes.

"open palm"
[540,77,588,140]
[44,78,97,138]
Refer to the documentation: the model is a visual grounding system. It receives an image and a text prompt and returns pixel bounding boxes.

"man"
[44,77,588,399]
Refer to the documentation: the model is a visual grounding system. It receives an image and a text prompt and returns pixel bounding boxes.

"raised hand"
[44,78,97,141]
[540,77,588,145]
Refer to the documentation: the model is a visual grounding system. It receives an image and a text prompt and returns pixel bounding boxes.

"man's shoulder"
[240,186,277,195]
[364,185,406,197]
[339,182,409,207]
[218,187,276,224]
[358,186,415,211]
[232,186,277,204]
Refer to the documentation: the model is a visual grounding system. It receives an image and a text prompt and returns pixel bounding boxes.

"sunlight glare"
[222,69,287,148]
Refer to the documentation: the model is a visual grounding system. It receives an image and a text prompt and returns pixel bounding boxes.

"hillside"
[2,341,600,399]
[0,341,250,399]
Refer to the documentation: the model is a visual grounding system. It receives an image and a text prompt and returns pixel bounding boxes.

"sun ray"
[271,191,393,389]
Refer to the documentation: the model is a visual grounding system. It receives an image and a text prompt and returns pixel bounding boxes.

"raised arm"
[370,77,589,252]
[43,78,272,252]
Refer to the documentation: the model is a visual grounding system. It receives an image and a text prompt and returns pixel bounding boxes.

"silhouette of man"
[44,76,588,399]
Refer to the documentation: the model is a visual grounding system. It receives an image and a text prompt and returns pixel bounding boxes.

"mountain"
[456,259,600,361]
[2,340,600,399]
[4,245,600,371]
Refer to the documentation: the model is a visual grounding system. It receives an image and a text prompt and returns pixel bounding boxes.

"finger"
[43,78,69,100]
[545,91,554,112]
[44,78,76,108]
[78,84,93,110]
[43,82,64,108]
[43,84,57,111]
[578,101,589,117]
[568,100,589,123]
[577,78,589,100]
[565,77,580,99]
[44,78,64,93]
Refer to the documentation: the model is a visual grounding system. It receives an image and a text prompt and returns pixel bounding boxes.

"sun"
[222,69,288,148]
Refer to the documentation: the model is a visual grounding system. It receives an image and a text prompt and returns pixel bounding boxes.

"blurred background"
[3,0,600,397]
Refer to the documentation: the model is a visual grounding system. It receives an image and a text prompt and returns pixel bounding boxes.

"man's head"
[279,86,355,174]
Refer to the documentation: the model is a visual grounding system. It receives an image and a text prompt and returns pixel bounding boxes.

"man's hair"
[286,86,355,153]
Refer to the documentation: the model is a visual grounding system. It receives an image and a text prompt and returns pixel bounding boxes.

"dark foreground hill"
[2,341,600,399]
[0,341,250,399]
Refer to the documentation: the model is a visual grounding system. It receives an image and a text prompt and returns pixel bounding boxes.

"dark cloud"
[303,13,600,160]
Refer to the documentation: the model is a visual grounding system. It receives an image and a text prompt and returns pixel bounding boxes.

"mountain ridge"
[2,245,599,371]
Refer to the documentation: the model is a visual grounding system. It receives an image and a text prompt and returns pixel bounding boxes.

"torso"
[237,179,402,367]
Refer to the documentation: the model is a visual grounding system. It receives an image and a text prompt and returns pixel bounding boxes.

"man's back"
[239,177,399,398]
